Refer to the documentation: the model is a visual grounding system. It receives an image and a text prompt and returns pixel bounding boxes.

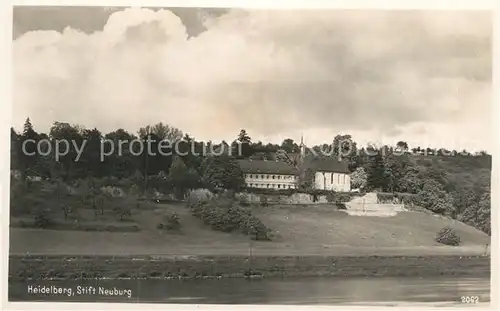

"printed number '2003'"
[461,296,479,304]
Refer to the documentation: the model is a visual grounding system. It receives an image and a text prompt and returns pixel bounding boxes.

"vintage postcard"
[5,2,495,309]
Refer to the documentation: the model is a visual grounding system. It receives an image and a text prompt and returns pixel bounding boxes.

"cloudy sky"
[12,7,492,151]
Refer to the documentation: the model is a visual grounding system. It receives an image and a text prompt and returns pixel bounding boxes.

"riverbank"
[9,254,490,281]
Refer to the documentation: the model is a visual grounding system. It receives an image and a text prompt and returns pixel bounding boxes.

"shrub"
[239,193,250,206]
[260,196,269,207]
[376,192,395,203]
[189,198,271,241]
[113,205,132,221]
[435,227,461,246]
[187,188,213,204]
[376,192,419,206]
[336,203,347,210]
[241,216,271,241]
[157,213,181,231]
[325,192,352,204]
[10,192,46,216]
[33,209,54,228]
[326,192,336,203]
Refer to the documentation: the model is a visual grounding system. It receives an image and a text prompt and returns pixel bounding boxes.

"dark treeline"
[11,118,491,235]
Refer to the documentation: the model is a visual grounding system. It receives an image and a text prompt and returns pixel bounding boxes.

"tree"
[104,129,138,178]
[476,192,491,235]
[365,151,386,191]
[452,186,478,219]
[168,156,200,199]
[399,169,422,194]
[19,118,41,180]
[137,126,172,191]
[143,122,183,142]
[52,179,73,220]
[237,129,251,144]
[138,123,182,181]
[131,170,144,188]
[201,156,245,192]
[325,134,360,171]
[459,191,491,235]
[350,167,367,190]
[177,134,203,173]
[459,149,470,156]
[396,141,409,153]
[382,154,407,192]
[280,139,299,153]
[235,129,253,158]
[80,128,103,177]
[49,122,85,180]
[10,128,20,170]
[114,204,132,221]
[297,167,314,190]
[252,141,264,153]
[416,179,453,214]
[275,149,298,168]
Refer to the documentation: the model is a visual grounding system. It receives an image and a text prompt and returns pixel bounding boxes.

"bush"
[376,192,419,206]
[239,193,250,206]
[260,196,269,207]
[113,205,132,221]
[336,203,347,210]
[187,188,213,204]
[33,209,54,228]
[157,213,181,231]
[435,227,461,246]
[325,192,353,204]
[189,197,271,240]
[10,192,46,216]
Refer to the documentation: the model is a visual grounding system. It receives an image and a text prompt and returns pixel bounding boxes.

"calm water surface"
[9,276,490,305]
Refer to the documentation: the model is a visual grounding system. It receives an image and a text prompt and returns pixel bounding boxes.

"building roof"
[302,156,350,174]
[237,159,298,175]
[237,156,350,175]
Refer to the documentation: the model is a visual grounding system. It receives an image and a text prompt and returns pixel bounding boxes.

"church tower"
[300,134,306,161]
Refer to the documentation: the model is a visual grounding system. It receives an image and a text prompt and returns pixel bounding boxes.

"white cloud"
[13,8,492,151]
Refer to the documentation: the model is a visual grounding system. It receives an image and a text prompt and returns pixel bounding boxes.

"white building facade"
[237,136,351,192]
[314,171,351,192]
[244,172,298,189]
[237,159,299,189]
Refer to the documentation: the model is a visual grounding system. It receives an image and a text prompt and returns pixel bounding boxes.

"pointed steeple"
[300,133,306,160]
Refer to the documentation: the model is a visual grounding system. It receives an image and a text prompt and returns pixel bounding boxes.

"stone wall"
[237,192,329,205]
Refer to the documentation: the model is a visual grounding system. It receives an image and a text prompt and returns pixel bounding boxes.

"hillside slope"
[9,202,490,256]
[253,205,489,247]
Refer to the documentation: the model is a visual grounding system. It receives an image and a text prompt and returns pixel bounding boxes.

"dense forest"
[10,118,491,235]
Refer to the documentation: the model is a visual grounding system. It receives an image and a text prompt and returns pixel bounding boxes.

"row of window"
[248,183,295,189]
[245,174,297,180]
[328,173,347,184]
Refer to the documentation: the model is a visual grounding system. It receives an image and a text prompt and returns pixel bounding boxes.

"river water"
[9,276,490,306]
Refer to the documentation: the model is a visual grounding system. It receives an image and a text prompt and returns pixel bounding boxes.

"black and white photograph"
[5,3,495,307]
